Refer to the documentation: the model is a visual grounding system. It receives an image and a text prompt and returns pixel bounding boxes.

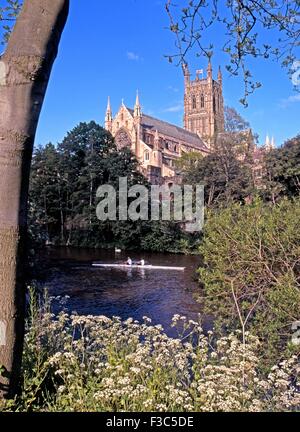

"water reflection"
[40,247,208,336]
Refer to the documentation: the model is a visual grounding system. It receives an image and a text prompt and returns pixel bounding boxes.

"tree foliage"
[179,140,254,208]
[29,122,193,252]
[224,106,250,133]
[165,0,300,105]
[199,199,300,366]
[0,0,22,44]
[263,134,300,202]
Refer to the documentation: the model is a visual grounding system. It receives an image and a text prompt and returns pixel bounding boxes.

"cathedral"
[105,61,225,184]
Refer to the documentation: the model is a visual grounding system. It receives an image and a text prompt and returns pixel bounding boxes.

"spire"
[134,90,142,118]
[105,96,112,130]
[106,95,111,113]
[106,96,112,119]
[271,136,275,148]
[135,90,140,107]
[265,134,273,151]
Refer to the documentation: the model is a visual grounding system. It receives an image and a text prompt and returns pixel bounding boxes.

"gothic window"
[144,134,153,145]
[213,95,216,114]
[192,95,197,109]
[115,129,131,150]
[125,120,128,128]
[144,151,150,161]
[121,113,124,121]
[200,94,205,108]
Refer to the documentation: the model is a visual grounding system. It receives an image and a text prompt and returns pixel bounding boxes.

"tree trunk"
[0,0,69,398]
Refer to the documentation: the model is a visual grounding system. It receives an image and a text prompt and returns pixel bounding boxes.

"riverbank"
[1,294,299,412]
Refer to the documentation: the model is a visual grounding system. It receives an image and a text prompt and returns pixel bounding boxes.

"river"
[39,247,209,335]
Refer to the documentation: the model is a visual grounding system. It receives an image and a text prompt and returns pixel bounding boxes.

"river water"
[40,247,208,335]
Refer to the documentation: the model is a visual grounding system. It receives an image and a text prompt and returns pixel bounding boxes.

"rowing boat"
[92,263,185,271]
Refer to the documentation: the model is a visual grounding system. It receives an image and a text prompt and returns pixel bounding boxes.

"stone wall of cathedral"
[183,62,225,147]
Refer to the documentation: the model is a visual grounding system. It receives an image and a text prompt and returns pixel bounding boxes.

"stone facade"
[183,61,224,147]
[105,62,225,184]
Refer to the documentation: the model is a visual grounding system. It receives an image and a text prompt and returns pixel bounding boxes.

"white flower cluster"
[17,310,300,412]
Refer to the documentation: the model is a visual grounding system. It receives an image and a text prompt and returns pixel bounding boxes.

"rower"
[127,257,132,266]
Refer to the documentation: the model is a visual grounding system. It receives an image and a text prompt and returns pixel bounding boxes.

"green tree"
[57,122,117,244]
[263,135,300,202]
[179,147,254,208]
[224,106,250,133]
[29,123,153,250]
[199,199,300,366]
[29,143,65,244]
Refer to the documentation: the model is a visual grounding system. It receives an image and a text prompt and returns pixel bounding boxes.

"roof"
[127,108,209,152]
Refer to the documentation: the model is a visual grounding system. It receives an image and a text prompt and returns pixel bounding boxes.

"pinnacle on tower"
[207,58,212,78]
[271,136,275,148]
[182,62,190,77]
[105,96,113,130]
[154,129,160,149]
[106,96,112,118]
[218,66,222,83]
[134,90,142,118]
[265,134,276,151]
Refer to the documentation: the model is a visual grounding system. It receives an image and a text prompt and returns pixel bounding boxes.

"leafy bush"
[199,198,300,365]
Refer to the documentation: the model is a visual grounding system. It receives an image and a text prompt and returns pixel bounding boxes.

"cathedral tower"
[183,60,224,147]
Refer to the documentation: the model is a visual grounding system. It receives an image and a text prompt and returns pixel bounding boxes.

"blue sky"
[32,0,300,147]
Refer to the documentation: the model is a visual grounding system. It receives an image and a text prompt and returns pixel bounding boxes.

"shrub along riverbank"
[198,198,300,368]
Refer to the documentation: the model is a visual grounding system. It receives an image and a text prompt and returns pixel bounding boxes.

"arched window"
[213,95,216,114]
[192,95,197,109]
[200,94,205,108]
[115,129,131,150]
[144,151,150,161]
